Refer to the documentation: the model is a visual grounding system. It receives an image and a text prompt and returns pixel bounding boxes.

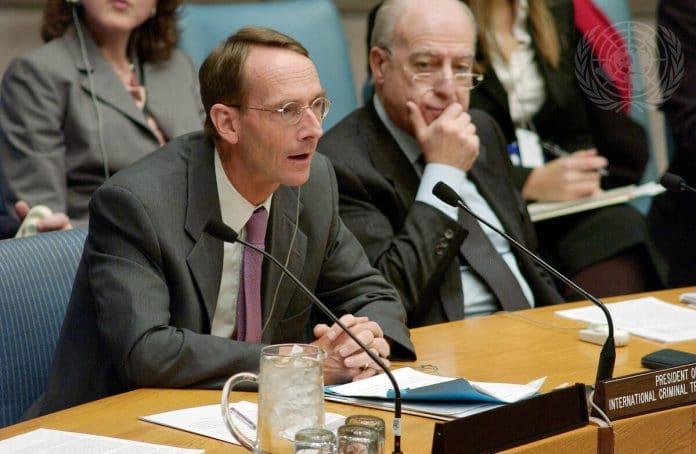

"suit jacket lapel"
[260,185,307,343]
[65,27,151,132]
[185,137,223,326]
[363,102,420,210]
[468,141,525,246]
[364,101,466,320]
[478,69,510,115]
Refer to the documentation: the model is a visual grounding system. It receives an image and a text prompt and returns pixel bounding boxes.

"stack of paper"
[0,428,204,453]
[555,297,696,343]
[527,182,665,222]
[141,401,345,446]
[324,367,545,421]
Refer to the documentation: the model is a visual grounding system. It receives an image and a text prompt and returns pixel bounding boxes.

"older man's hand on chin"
[407,100,479,172]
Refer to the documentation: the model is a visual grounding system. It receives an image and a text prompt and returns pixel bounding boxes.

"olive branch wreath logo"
[575,22,684,113]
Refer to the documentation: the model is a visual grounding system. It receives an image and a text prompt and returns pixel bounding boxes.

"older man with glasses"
[318,0,564,328]
[28,26,414,418]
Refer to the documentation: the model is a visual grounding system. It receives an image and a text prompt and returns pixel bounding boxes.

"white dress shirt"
[211,149,272,338]
[489,0,546,127]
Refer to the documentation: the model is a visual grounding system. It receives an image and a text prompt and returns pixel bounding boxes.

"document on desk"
[324,367,545,421]
[555,296,696,342]
[0,428,204,453]
[527,182,665,222]
[140,401,345,446]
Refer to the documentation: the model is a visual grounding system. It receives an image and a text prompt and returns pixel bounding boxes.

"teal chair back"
[0,229,87,427]
[178,0,357,131]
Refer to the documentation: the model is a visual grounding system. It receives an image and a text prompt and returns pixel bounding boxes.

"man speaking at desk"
[319,0,563,327]
[28,27,414,417]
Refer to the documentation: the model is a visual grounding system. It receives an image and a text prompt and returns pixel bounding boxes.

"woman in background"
[0,0,203,234]
[466,0,665,297]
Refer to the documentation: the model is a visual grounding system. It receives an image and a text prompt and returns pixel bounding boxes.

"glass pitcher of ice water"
[222,344,326,454]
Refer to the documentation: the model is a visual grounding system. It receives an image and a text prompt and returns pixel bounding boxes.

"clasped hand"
[312,314,391,385]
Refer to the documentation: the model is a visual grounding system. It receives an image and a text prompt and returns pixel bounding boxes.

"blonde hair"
[468,0,561,70]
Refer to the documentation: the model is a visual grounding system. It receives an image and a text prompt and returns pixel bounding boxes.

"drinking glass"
[294,427,337,454]
[344,415,385,454]
[337,424,379,454]
[222,344,326,454]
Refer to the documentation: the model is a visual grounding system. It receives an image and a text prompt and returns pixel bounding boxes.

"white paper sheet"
[327,367,544,403]
[328,367,455,398]
[555,297,696,342]
[140,401,345,446]
[0,428,204,453]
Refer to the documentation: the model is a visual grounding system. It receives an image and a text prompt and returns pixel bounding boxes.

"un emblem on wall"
[575,21,684,113]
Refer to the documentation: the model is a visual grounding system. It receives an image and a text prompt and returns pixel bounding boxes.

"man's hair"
[41,0,182,63]
[199,26,309,139]
[370,0,477,51]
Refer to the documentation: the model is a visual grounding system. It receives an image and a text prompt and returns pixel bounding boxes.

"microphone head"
[204,219,239,243]
[432,182,460,207]
[660,172,686,192]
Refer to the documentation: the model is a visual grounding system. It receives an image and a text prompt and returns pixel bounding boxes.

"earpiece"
[70,0,110,178]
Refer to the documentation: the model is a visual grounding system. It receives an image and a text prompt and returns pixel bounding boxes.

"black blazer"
[318,103,563,328]
[467,0,664,281]
[469,0,648,189]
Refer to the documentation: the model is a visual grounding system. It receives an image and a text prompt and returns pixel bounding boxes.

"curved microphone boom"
[660,172,696,193]
[205,219,404,454]
[432,182,615,383]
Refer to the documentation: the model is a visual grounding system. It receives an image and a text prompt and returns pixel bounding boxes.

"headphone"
[260,186,301,336]
[68,0,110,179]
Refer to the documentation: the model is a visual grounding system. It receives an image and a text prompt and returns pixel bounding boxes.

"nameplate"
[432,384,588,453]
[594,361,696,420]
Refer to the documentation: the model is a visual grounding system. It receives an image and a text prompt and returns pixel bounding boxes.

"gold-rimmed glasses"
[407,69,483,90]
[225,96,331,125]
[380,46,483,90]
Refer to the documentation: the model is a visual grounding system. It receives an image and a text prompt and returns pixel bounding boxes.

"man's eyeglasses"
[380,46,483,90]
[404,66,484,90]
[225,96,331,125]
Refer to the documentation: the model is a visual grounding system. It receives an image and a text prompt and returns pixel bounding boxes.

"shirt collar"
[373,95,424,173]
[214,148,272,235]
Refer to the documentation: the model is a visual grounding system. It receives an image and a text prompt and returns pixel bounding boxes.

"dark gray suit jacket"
[318,103,563,327]
[0,25,204,226]
[30,132,414,416]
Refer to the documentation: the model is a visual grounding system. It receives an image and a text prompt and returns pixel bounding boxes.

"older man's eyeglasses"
[225,97,331,125]
[408,70,484,90]
[381,47,483,90]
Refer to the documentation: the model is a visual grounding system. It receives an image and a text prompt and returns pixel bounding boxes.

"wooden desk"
[2,287,695,453]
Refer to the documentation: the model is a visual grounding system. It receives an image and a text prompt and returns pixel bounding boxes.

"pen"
[541,141,609,177]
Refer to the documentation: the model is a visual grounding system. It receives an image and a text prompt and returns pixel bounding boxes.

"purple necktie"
[236,207,268,342]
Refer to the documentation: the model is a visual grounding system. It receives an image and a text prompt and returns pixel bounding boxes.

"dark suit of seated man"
[28,26,414,417]
[318,0,563,328]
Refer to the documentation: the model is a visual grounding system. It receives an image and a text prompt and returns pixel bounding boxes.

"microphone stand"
[432,182,615,383]
[205,220,404,454]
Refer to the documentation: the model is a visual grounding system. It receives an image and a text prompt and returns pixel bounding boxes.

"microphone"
[205,219,405,454]
[660,172,696,193]
[432,182,615,383]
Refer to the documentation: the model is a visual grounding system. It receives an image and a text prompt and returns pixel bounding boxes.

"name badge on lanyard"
[514,127,544,168]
